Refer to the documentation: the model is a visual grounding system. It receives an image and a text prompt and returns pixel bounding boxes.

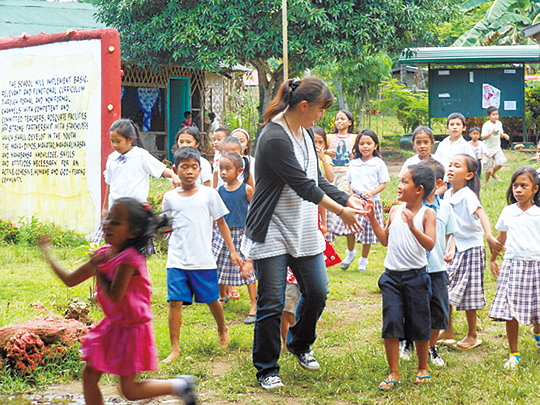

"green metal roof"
[399,45,540,65]
[0,0,106,39]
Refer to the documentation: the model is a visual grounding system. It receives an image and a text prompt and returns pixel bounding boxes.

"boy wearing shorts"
[482,106,509,183]
[366,164,437,389]
[162,147,244,363]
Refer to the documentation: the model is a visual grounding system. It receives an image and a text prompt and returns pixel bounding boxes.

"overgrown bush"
[0,218,87,248]
[376,79,428,134]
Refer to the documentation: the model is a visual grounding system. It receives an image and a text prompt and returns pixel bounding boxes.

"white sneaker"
[399,340,413,361]
[504,355,520,369]
[429,346,445,366]
[358,257,368,271]
[259,375,285,390]
[340,249,356,270]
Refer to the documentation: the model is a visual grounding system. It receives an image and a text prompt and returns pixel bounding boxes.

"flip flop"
[378,379,400,391]
[436,338,457,346]
[453,339,482,350]
[415,375,432,384]
[229,290,240,300]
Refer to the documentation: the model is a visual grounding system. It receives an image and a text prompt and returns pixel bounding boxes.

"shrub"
[0,218,87,248]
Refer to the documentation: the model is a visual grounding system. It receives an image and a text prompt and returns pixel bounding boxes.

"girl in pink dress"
[40,198,196,405]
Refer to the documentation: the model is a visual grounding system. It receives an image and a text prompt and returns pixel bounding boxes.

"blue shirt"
[423,196,458,273]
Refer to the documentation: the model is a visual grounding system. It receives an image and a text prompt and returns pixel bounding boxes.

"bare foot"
[437,330,455,341]
[218,329,230,348]
[161,350,180,364]
[454,336,482,350]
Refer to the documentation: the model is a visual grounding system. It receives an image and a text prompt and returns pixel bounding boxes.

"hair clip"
[290,78,300,92]
[142,202,152,211]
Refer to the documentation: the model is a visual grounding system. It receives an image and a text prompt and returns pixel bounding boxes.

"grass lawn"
[1,150,540,404]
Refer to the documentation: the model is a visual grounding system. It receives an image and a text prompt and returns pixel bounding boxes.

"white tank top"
[384,204,429,271]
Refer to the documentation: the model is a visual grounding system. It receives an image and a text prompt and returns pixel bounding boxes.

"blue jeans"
[253,253,328,379]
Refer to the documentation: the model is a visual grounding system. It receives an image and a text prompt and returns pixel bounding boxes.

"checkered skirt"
[328,199,383,244]
[489,259,540,324]
[447,246,486,310]
[212,226,256,286]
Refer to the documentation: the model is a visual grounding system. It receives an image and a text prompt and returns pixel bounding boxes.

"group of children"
[37,105,540,402]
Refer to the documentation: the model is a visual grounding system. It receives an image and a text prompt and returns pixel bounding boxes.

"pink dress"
[81,246,158,376]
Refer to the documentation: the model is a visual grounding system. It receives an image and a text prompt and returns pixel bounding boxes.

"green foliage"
[453,0,540,46]
[376,79,429,134]
[95,0,454,126]
[0,218,87,248]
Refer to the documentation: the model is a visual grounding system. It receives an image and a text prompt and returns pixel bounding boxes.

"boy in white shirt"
[161,147,246,363]
[482,106,509,183]
[434,112,476,195]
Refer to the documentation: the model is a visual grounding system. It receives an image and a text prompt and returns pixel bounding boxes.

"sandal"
[415,375,432,384]
[229,289,240,300]
[532,329,540,352]
[244,314,256,324]
[378,379,400,391]
[219,295,230,305]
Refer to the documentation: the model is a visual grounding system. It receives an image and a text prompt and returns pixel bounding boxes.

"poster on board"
[0,30,120,236]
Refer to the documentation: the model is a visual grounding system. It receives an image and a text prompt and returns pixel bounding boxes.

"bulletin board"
[428,67,524,118]
[0,29,120,236]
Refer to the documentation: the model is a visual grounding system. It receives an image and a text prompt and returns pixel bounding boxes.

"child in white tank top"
[366,164,437,390]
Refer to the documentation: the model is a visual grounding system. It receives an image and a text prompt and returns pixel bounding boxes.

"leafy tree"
[453,0,540,46]
[376,79,428,133]
[95,0,453,130]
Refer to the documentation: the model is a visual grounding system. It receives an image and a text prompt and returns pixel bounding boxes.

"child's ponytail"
[116,197,170,256]
[242,156,250,184]
[109,119,145,148]
[458,154,481,200]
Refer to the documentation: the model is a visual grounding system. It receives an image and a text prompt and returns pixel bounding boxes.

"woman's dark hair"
[412,126,434,143]
[352,129,380,159]
[175,127,203,151]
[231,128,251,156]
[263,77,333,125]
[312,126,328,148]
[221,151,250,184]
[109,119,145,148]
[333,110,355,134]
[455,154,481,199]
[113,197,169,256]
[506,166,540,206]
[408,164,436,198]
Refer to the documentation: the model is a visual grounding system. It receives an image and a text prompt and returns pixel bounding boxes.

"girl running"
[40,198,196,405]
[489,167,540,369]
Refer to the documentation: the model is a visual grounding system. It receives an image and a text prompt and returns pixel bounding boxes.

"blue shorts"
[378,267,432,342]
[166,268,220,305]
[429,271,450,330]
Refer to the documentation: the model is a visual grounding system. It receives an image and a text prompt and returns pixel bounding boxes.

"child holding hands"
[489,167,540,368]
[40,198,196,405]
[366,164,437,389]
[162,147,245,363]
[438,154,503,349]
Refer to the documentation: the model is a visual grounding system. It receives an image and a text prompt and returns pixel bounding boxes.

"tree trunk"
[333,78,350,111]
[252,59,283,151]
